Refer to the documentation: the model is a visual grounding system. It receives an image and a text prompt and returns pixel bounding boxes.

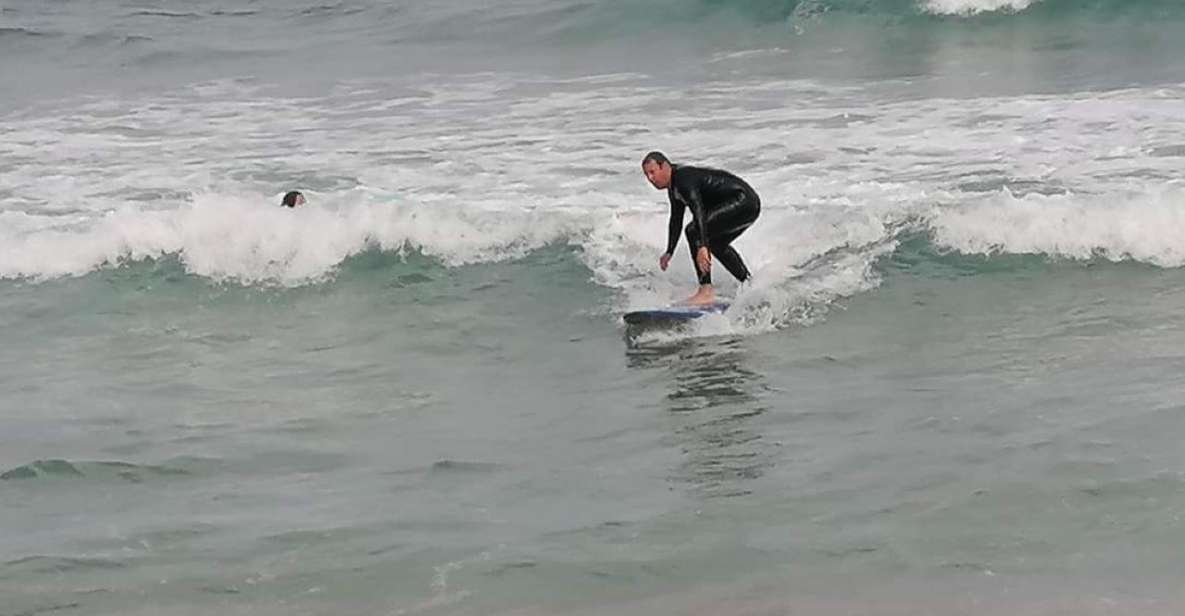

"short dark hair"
[281,190,303,208]
[641,151,670,167]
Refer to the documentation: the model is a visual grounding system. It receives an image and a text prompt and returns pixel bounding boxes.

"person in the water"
[641,151,761,306]
[281,190,305,208]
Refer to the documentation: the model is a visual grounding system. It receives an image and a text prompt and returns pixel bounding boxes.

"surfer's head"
[641,151,672,190]
[281,190,305,208]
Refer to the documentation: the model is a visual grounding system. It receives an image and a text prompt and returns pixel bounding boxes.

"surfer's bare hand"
[695,247,711,274]
[659,253,671,271]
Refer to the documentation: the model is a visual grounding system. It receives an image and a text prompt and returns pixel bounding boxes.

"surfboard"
[623,302,730,326]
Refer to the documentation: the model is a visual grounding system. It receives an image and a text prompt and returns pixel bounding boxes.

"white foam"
[921,0,1041,16]
[3,75,1185,339]
[0,192,580,284]
[932,184,1185,267]
[585,196,917,339]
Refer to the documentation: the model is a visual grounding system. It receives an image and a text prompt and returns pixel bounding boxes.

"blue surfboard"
[623,302,730,326]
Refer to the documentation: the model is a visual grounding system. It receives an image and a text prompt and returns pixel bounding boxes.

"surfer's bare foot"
[681,285,716,306]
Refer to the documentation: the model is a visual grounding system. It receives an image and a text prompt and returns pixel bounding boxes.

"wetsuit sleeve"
[680,177,711,250]
[665,194,684,256]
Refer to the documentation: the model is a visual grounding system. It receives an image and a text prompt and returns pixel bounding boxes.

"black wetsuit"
[664,164,761,285]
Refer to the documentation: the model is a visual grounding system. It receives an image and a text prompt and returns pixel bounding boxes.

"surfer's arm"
[665,196,684,256]
[681,182,711,250]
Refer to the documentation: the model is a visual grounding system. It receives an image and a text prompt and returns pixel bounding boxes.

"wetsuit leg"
[685,222,713,285]
[710,238,750,282]
[702,193,761,283]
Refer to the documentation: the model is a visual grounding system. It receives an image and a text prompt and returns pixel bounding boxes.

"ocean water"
[4,1,1185,614]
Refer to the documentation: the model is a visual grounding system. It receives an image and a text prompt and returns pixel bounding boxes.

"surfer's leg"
[685,222,712,286]
[710,242,750,282]
[702,193,760,283]
[682,222,716,305]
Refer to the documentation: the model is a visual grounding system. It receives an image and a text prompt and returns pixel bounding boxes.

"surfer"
[641,151,761,306]
[281,190,305,208]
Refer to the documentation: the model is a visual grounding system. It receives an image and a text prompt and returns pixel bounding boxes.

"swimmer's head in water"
[641,151,672,190]
[281,191,305,208]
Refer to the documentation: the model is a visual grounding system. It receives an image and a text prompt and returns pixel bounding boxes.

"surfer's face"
[642,160,671,190]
